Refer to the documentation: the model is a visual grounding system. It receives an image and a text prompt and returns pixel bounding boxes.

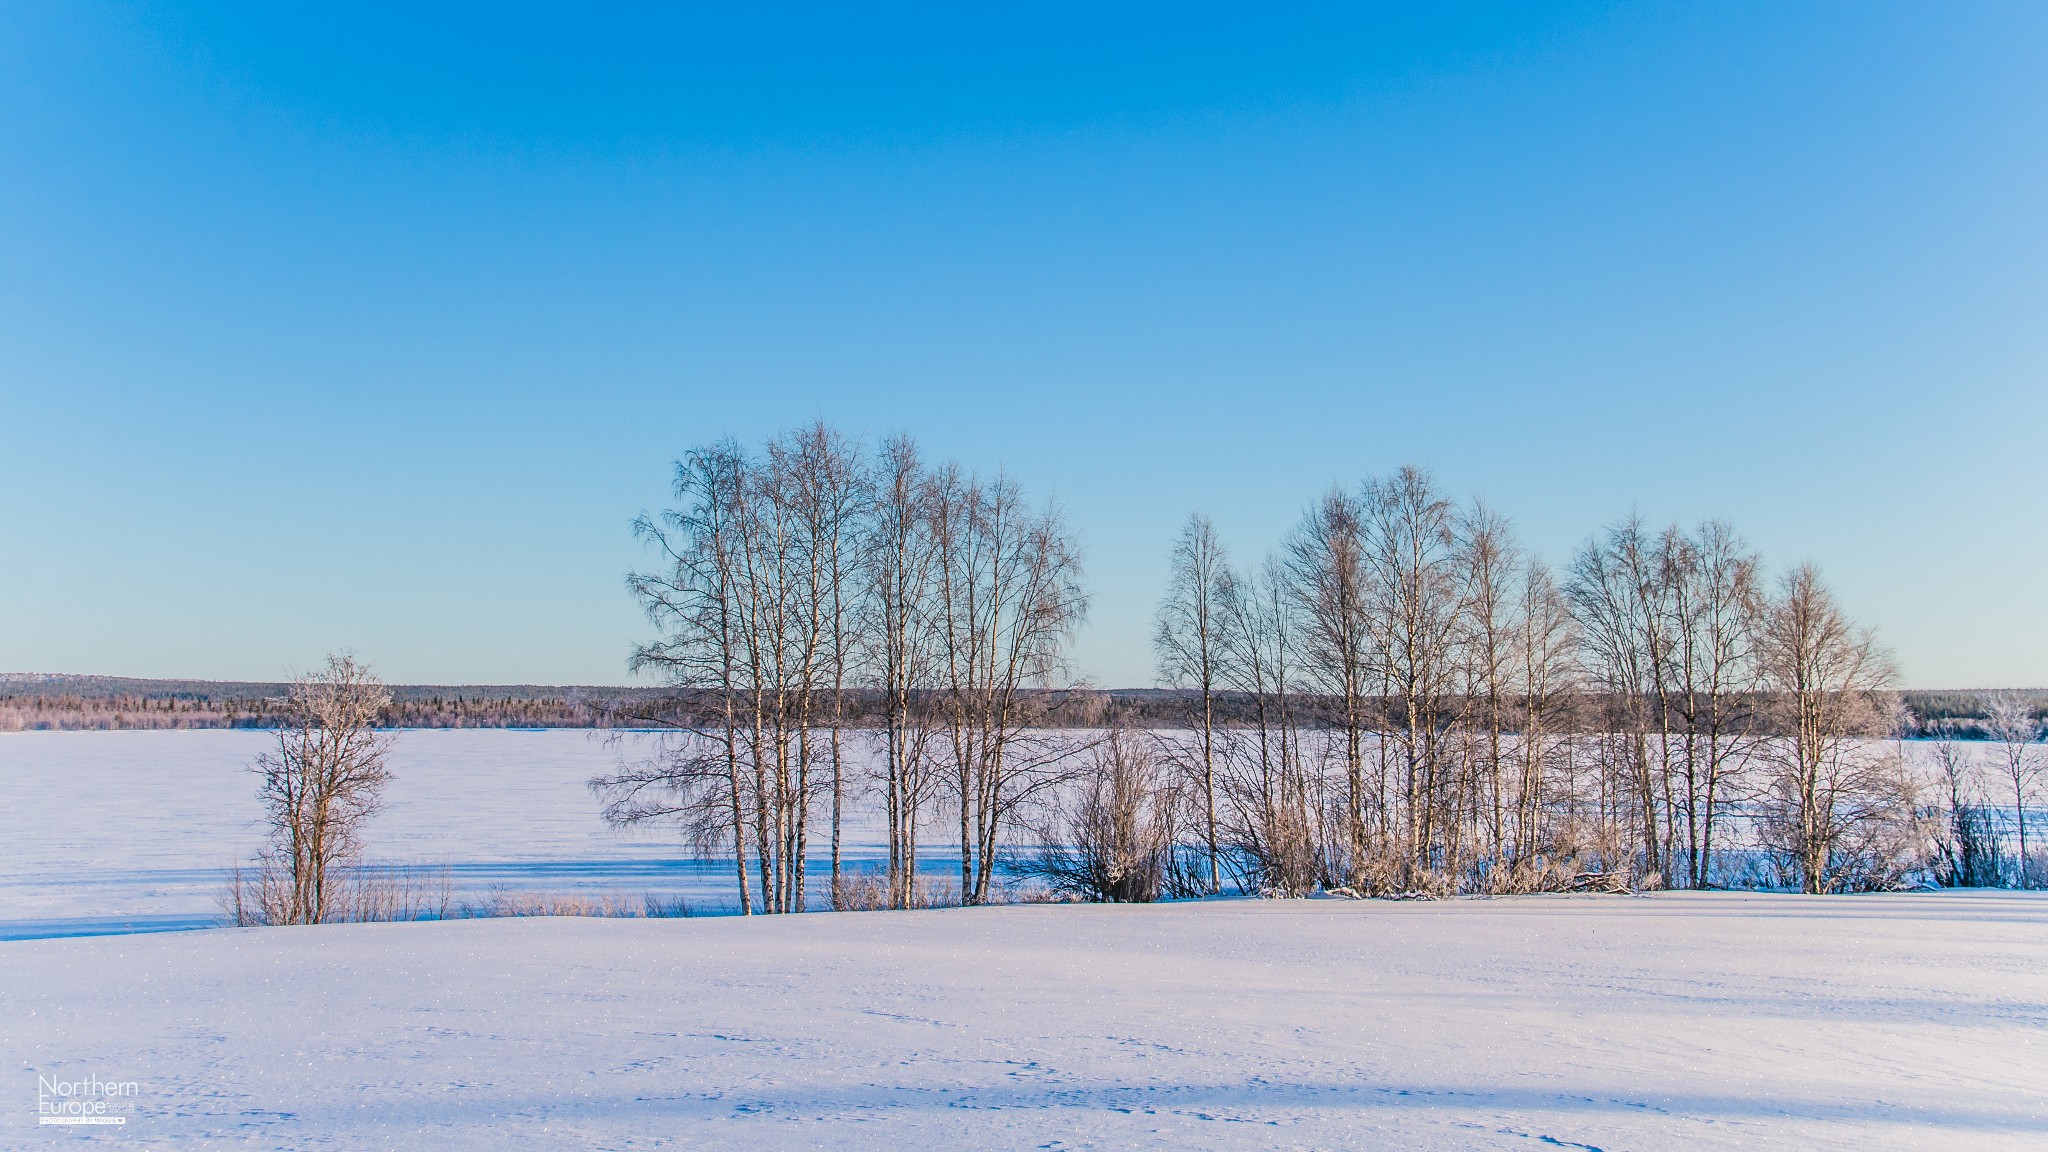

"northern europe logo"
[36,1071,139,1126]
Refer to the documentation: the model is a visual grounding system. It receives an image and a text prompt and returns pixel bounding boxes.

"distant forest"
[2,674,2040,737]
[0,675,655,731]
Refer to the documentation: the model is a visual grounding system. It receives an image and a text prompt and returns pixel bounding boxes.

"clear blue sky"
[2,2,2043,688]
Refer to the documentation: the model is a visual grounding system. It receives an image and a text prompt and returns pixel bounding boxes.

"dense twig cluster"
[1926,699,2046,888]
[1020,729,1207,903]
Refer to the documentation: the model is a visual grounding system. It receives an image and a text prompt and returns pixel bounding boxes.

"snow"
[4,893,2044,1149]
[5,731,2044,1147]
[2,729,2030,938]
[0,730,802,938]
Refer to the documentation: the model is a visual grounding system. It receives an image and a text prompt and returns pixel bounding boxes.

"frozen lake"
[3,728,2034,940]
[0,729,914,939]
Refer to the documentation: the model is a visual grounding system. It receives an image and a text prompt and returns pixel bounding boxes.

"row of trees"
[1151,467,1919,896]
[593,425,1087,913]
[604,427,2034,909]
[204,436,2034,923]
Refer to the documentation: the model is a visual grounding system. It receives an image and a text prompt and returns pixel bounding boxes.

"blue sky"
[2,2,2043,688]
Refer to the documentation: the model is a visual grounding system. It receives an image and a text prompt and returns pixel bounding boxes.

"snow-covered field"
[5,893,2044,1149]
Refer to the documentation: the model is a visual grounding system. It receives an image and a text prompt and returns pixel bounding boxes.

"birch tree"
[1154,512,1228,893]
[1286,488,1374,885]
[931,468,1089,904]
[770,423,868,898]
[1508,559,1580,883]
[1754,564,1901,893]
[1566,517,1669,885]
[863,434,945,908]
[601,433,866,915]
[601,441,759,913]
[1456,499,1517,879]
[1984,694,2043,885]
[243,654,395,926]
[1216,555,1321,893]
[1362,467,1467,887]
[1662,521,1763,888]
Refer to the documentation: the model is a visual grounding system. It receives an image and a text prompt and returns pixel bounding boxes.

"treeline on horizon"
[0,679,658,731]
[3,679,2042,736]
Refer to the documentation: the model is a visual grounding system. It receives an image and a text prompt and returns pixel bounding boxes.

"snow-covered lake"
[2,728,2035,939]
[0,729,898,938]
[5,894,2044,1149]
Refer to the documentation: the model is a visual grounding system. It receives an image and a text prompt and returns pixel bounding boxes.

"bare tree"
[241,654,395,926]
[1753,564,1902,893]
[1216,555,1323,894]
[1507,559,1580,886]
[1663,521,1764,888]
[1024,728,1179,902]
[1286,488,1373,886]
[1985,693,2043,886]
[770,423,868,899]
[1362,466,1467,888]
[607,432,1951,908]
[602,441,758,913]
[1928,723,1999,888]
[1456,499,1518,881]
[930,468,1089,904]
[1566,517,1670,886]
[863,434,945,909]
[1154,513,1228,893]
[606,427,1086,914]
[601,432,867,915]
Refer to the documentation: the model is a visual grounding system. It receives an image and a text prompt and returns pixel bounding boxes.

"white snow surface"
[1,729,2028,937]
[0,730,814,936]
[5,893,2045,1149]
